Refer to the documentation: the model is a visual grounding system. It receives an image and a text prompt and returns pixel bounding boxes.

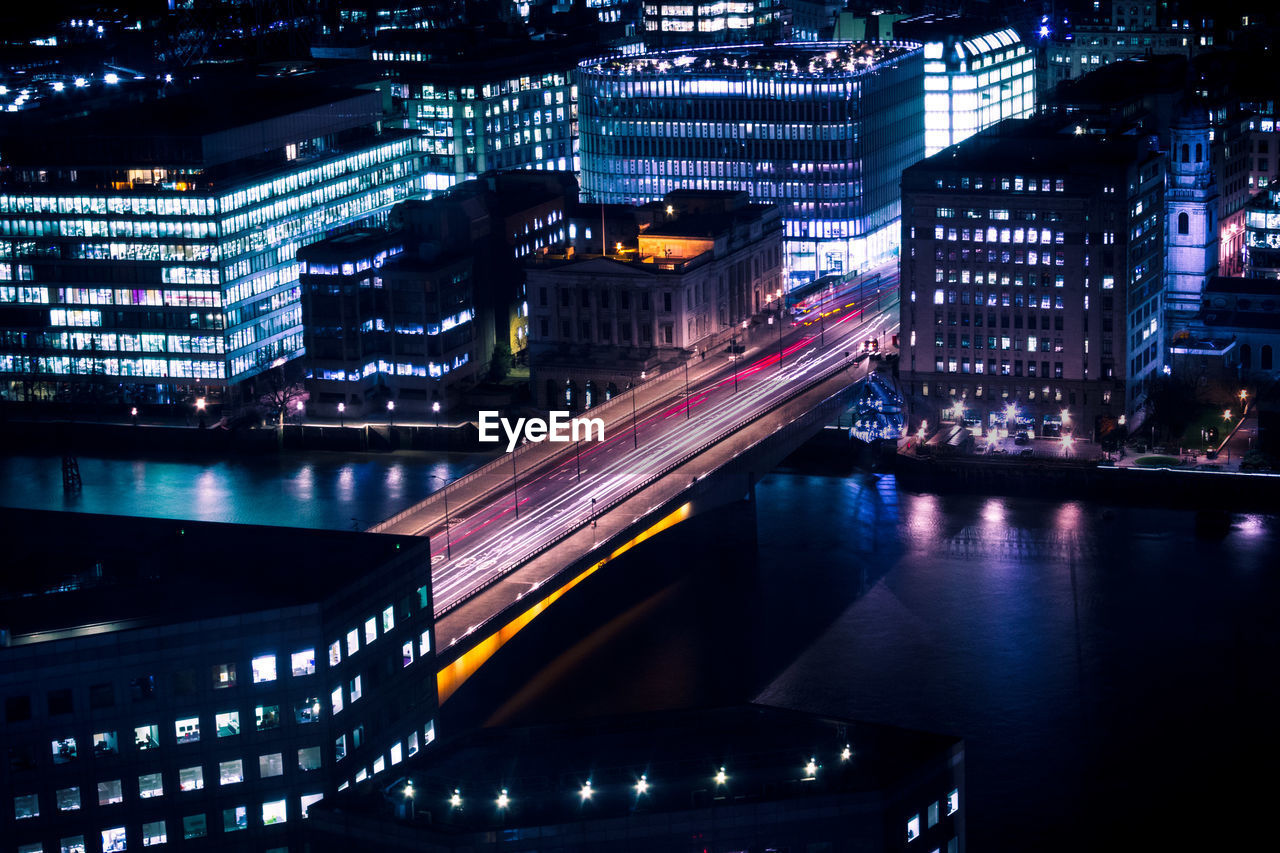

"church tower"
[1165,104,1220,326]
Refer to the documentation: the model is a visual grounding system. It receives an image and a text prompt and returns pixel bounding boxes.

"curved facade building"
[576,42,925,287]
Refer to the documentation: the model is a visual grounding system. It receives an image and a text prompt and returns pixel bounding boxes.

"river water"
[0,450,492,530]
[1,452,1274,850]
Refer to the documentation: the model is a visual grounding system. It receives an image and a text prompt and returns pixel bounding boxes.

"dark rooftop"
[0,508,421,641]
[908,117,1158,175]
[313,704,961,833]
[1204,276,1280,296]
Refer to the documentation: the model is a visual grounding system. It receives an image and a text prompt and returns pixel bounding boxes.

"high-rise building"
[1165,105,1220,323]
[894,16,1036,157]
[0,509,439,853]
[0,76,426,407]
[576,42,924,288]
[899,119,1166,437]
[642,0,787,47]
[371,31,589,195]
[527,190,783,408]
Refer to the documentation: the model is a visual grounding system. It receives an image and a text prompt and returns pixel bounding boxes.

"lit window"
[141,820,166,847]
[929,801,940,827]
[51,737,77,763]
[252,655,277,683]
[223,806,247,833]
[98,780,123,806]
[60,837,85,853]
[138,773,163,799]
[259,753,284,779]
[350,676,362,703]
[296,696,320,724]
[255,705,280,731]
[373,755,386,775]
[219,759,244,786]
[364,617,377,644]
[328,641,341,666]
[175,717,200,744]
[134,725,159,751]
[92,731,118,755]
[335,735,347,762]
[425,720,436,744]
[331,688,344,716]
[301,793,324,818]
[182,814,206,839]
[298,747,322,772]
[212,663,236,689]
[178,766,203,792]
[292,649,316,676]
[263,799,287,825]
[101,826,127,852]
[948,788,960,814]
[390,742,403,765]
[408,731,420,757]
[57,787,80,811]
[907,814,921,841]
[216,711,240,737]
[382,605,395,632]
[419,630,431,656]
[346,629,359,656]
[14,793,39,819]
[402,640,413,667]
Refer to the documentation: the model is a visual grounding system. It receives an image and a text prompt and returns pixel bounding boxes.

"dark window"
[538,287,547,307]
[1181,143,1189,162]
[1178,212,1189,234]
[174,669,197,697]
[48,689,73,716]
[663,292,673,312]
[5,695,32,722]
[1241,344,1252,369]
[89,683,114,710]
[580,290,590,308]
[559,289,569,308]
[1263,345,1273,370]
[1195,143,1202,162]
[130,675,156,701]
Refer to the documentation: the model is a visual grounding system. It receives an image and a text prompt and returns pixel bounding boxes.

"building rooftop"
[309,704,961,834]
[0,73,385,169]
[907,117,1157,176]
[1204,276,1280,296]
[580,41,920,80]
[0,508,422,643]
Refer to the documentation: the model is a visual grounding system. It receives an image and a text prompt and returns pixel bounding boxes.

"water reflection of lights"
[1236,514,1266,538]
[907,493,939,536]
[293,464,314,501]
[1055,502,1081,529]
[336,466,355,501]
[981,499,1005,526]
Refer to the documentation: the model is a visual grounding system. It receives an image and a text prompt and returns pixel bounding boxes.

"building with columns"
[527,191,783,409]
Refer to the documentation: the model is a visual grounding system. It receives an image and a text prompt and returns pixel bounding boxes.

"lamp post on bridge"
[426,473,452,559]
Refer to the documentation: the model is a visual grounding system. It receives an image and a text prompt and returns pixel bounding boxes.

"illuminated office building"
[372,32,584,196]
[642,0,787,47]
[900,119,1166,435]
[0,79,426,405]
[577,42,924,288]
[1243,189,1280,279]
[0,509,438,853]
[894,17,1036,157]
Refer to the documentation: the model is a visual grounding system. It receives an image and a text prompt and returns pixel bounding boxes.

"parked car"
[1013,431,1029,445]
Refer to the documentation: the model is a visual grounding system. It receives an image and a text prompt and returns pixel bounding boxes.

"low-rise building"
[527,190,783,409]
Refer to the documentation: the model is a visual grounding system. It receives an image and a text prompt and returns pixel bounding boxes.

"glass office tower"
[576,42,924,288]
[0,83,426,404]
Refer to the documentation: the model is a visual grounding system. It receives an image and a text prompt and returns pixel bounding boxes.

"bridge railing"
[367,367,691,534]
[434,357,873,619]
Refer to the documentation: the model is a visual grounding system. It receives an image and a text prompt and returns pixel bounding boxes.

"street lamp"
[684,357,691,420]
[195,397,206,412]
[1223,408,1232,421]
[626,380,638,449]
[387,399,395,426]
[337,402,345,427]
[432,399,441,429]
[427,473,452,559]
[510,449,519,519]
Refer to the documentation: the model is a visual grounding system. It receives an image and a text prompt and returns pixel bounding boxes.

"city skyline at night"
[2,2,1279,852]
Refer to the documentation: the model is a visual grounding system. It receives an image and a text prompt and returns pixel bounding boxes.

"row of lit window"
[0,355,226,380]
[15,794,323,853]
[0,195,214,218]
